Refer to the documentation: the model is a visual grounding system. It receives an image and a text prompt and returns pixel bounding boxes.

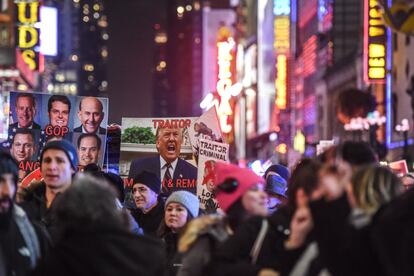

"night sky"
[104,0,167,124]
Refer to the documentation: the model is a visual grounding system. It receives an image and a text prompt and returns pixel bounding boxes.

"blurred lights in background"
[276,143,287,154]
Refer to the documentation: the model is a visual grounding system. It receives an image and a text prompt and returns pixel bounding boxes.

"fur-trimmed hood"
[178,214,230,253]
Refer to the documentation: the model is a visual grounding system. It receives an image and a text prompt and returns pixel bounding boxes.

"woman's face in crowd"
[165,202,188,232]
[242,183,268,217]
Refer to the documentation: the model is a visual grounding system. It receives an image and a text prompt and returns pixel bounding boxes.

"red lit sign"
[216,37,235,134]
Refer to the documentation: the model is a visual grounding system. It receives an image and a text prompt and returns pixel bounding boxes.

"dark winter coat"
[309,193,385,276]
[370,187,414,276]
[160,231,182,276]
[208,207,291,276]
[0,205,50,276]
[31,225,166,276]
[130,200,164,236]
[19,181,50,226]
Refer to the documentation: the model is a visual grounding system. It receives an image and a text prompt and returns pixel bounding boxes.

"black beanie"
[133,171,161,194]
[0,151,18,187]
[40,140,78,171]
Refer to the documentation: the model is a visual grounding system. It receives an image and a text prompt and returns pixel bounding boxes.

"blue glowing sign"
[273,0,290,16]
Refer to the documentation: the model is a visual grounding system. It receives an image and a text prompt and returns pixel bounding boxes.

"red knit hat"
[215,162,265,212]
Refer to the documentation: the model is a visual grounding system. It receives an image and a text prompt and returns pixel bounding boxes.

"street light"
[344,117,367,141]
[343,111,386,156]
[395,118,410,161]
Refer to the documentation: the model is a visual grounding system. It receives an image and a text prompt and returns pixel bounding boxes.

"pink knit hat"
[215,162,265,212]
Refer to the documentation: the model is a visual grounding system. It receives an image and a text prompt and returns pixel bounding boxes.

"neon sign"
[364,0,387,83]
[274,0,290,110]
[15,0,41,71]
[273,0,290,16]
[216,37,235,134]
[275,55,287,109]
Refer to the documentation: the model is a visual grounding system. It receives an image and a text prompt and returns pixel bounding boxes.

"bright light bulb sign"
[363,0,387,83]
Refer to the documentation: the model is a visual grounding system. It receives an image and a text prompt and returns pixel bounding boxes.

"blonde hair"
[352,165,402,215]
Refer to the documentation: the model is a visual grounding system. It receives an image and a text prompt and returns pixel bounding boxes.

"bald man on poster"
[74,97,106,134]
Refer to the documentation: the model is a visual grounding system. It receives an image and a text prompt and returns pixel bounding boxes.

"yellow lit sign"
[274,10,290,111]
[364,0,387,83]
[15,0,40,71]
[275,55,287,109]
[274,16,290,54]
[293,130,306,154]
[276,143,287,154]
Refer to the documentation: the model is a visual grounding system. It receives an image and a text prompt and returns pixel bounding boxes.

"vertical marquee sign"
[363,0,387,83]
[15,0,41,71]
[273,0,290,110]
[215,23,237,143]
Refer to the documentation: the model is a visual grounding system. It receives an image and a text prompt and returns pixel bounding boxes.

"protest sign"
[188,107,224,161]
[121,117,198,208]
[316,140,334,156]
[389,159,409,177]
[6,92,108,183]
[197,138,229,211]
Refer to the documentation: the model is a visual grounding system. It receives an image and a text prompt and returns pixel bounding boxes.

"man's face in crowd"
[10,133,35,162]
[0,174,15,214]
[156,127,182,163]
[41,149,73,190]
[77,97,104,133]
[15,96,35,128]
[132,183,158,211]
[77,136,99,166]
[267,193,287,213]
[49,101,70,127]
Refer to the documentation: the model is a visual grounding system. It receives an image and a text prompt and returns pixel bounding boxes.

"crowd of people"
[1,138,414,276]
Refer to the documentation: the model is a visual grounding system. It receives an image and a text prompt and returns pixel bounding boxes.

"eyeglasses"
[216,178,239,193]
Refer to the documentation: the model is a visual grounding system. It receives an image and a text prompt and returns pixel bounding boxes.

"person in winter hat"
[19,140,78,238]
[130,171,164,236]
[264,164,289,213]
[31,174,165,276]
[214,162,268,221]
[177,162,268,276]
[158,190,199,275]
[0,151,50,276]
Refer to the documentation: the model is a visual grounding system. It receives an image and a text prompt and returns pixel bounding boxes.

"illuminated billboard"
[15,0,42,71]
[363,0,387,83]
[257,0,275,134]
[40,6,57,56]
[273,0,290,110]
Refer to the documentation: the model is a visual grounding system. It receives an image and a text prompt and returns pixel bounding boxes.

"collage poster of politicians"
[5,91,109,184]
[121,117,198,207]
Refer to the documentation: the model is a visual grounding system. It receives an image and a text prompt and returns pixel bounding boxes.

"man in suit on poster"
[9,93,41,130]
[73,97,106,134]
[128,126,197,197]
